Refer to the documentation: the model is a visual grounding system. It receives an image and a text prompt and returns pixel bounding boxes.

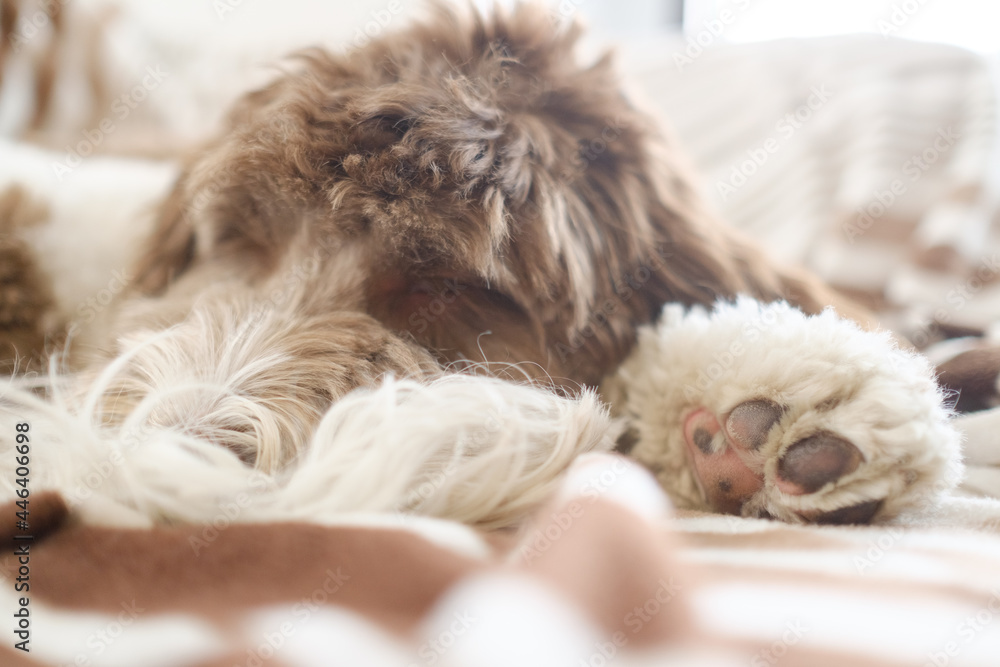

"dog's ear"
[130,175,196,295]
[634,173,876,328]
[638,187,877,330]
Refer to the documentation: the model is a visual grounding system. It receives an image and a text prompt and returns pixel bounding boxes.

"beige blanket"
[3,459,1000,667]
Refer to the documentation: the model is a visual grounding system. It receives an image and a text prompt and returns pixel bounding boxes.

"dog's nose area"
[776,432,863,495]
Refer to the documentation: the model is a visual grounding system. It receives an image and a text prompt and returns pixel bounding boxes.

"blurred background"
[3,0,1000,344]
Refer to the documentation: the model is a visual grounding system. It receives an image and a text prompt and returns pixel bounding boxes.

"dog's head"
[133,3,773,387]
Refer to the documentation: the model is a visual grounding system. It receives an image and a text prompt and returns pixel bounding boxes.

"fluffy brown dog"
[10,3,944,528]
[83,3,883,475]
[131,5,861,386]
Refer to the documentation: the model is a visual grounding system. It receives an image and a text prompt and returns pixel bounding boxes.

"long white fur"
[604,297,964,522]
[0,349,616,532]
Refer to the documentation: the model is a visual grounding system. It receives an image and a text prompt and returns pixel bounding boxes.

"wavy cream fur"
[605,298,964,522]
[0,351,615,532]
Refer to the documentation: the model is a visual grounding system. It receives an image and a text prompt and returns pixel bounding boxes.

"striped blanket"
[3,455,1000,667]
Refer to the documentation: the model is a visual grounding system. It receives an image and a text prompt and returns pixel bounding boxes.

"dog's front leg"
[605,298,962,524]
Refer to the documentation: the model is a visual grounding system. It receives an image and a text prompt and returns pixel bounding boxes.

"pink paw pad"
[682,408,763,514]
[683,399,877,523]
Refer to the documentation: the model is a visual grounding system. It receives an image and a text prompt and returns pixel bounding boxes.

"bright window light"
[684,0,1000,54]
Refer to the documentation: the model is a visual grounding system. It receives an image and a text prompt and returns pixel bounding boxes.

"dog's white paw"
[604,297,963,524]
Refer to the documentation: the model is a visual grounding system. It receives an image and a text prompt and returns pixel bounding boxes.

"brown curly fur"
[85,3,869,464]
[0,184,57,371]
[130,4,865,383]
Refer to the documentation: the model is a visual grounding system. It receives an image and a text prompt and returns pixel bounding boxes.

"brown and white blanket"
[2,455,1000,667]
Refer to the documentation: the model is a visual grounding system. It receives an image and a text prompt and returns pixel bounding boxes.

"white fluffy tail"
[0,372,615,530]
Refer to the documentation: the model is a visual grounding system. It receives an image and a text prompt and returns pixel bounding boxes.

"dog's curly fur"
[1,4,915,531]
[93,4,869,465]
